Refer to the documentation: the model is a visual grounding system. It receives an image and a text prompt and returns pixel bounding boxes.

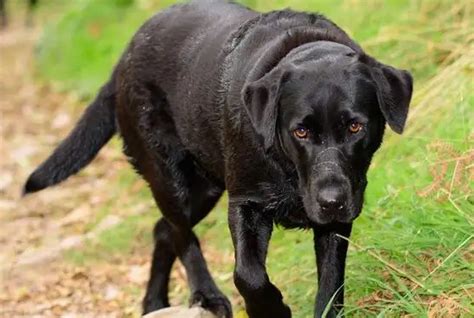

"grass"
[35,0,473,317]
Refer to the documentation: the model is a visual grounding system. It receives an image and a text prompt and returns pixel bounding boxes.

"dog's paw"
[190,290,233,318]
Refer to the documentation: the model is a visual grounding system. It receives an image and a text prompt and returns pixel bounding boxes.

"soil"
[0,21,161,318]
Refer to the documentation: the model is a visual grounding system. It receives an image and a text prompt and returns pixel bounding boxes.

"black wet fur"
[23,1,413,317]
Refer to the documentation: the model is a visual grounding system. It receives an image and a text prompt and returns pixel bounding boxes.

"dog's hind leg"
[142,218,176,312]
[117,81,231,317]
[143,176,225,315]
[143,165,230,317]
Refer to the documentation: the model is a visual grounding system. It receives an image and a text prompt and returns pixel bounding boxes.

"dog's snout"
[317,187,346,212]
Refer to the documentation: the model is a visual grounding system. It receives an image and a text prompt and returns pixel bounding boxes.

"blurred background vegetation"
[4,0,473,317]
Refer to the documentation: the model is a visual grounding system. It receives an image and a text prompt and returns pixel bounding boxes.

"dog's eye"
[349,122,363,134]
[293,126,309,139]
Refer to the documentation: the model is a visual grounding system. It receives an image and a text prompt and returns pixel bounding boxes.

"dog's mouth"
[306,205,359,225]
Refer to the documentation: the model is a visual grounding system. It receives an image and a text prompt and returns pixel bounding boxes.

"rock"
[143,306,217,318]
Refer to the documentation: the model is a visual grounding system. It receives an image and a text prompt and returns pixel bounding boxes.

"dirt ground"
[0,22,170,318]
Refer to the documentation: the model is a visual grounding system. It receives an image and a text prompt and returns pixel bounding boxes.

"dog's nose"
[317,187,346,212]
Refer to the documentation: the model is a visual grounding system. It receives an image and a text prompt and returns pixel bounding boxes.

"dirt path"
[0,23,161,318]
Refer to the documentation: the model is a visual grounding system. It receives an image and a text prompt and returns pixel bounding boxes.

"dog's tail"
[23,79,117,195]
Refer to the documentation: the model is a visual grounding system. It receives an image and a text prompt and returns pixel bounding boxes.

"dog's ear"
[242,69,289,150]
[371,64,413,134]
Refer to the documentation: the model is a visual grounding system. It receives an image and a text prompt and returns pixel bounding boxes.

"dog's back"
[25,0,358,191]
[113,1,357,183]
[114,1,257,181]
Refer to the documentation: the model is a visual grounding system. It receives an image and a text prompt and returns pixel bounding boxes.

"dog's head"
[243,41,413,224]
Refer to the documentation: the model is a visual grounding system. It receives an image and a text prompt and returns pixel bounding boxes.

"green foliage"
[37,0,460,98]
[38,0,473,317]
[36,0,147,97]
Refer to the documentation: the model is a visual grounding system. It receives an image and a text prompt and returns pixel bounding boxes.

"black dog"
[0,0,38,28]
[24,1,413,317]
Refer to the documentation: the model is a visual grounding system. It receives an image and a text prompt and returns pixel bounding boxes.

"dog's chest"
[259,181,312,229]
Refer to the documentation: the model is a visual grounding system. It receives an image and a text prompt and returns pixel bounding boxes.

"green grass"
[36,0,150,97]
[37,0,473,317]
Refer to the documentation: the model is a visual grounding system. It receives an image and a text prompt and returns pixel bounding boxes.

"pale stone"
[143,306,217,318]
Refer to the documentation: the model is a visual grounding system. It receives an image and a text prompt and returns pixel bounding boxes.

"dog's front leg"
[229,201,291,318]
[313,223,352,318]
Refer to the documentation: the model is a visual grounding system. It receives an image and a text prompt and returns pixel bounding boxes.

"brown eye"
[293,126,309,139]
[349,122,363,134]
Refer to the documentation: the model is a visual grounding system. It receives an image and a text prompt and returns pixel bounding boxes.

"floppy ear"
[371,65,413,134]
[242,69,288,150]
